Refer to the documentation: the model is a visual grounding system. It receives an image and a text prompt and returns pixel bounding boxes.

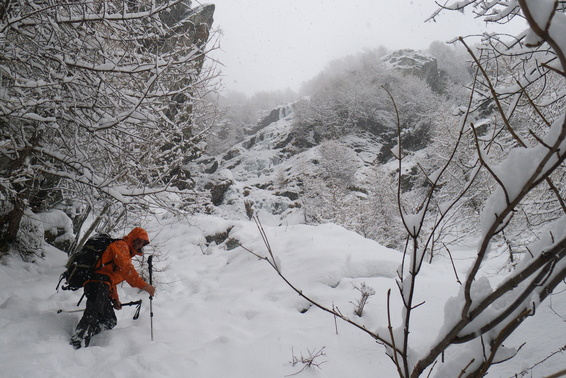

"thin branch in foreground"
[237,214,399,354]
[511,345,566,378]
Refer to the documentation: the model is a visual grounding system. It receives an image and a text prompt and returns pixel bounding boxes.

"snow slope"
[1,213,565,378]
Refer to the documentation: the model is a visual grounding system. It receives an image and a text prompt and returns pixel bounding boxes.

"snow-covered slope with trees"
[1,212,565,378]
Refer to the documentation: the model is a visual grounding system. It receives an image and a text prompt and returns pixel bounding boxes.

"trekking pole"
[121,300,142,307]
[148,255,154,341]
[57,299,143,319]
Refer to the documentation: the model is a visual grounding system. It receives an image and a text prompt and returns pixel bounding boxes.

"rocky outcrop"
[243,105,295,138]
[205,179,234,206]
[382,49,443,93]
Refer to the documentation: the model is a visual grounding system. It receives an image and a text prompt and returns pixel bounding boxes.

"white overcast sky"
[201,0,526,96]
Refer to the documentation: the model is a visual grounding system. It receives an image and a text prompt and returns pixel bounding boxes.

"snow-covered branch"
[0,0,218,256]
[408,1,566,377]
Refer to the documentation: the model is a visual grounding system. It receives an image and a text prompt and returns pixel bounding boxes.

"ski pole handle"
[121,300,142,307]
[148,255,153,288]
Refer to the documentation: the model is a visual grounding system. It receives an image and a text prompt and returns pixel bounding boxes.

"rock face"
[382,49,443,93]
[154,2,215,112]
[193,103,385,223]
[247,106,295,136]
[150,2,216,190]
[159,3,215,58]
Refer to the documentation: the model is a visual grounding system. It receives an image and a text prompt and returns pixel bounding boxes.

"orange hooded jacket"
[92,227,150,301]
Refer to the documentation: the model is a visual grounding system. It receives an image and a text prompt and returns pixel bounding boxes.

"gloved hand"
[143,284,156,297]
[112,299,122,310]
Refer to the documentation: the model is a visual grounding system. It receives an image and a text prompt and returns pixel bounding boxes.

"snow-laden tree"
[389,1,566,376]
[293,59,440,157]
[249,1,565,377]
[301,140,360,226]
[0,0,218,257]
[298,47,390,97]
[427,41,472,85]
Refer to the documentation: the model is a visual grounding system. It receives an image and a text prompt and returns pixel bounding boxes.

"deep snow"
[1,213,565,378]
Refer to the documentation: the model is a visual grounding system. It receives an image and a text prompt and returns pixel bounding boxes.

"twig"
[286,346,327,376]
[457,358,476,378]
[443,243,462,285]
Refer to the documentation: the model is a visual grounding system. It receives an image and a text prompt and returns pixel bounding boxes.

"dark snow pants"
[71,280,117,348]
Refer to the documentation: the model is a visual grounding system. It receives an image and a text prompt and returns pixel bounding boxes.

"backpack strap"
[85,239,122,289]
[56,273,65,291]
[93,238,123,271]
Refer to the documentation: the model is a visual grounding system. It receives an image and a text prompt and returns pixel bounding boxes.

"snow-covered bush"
[36,210,75,251]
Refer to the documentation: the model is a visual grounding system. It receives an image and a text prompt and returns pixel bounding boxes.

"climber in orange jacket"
[70,227,156,349]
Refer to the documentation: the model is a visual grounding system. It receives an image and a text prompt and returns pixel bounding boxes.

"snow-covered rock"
[382,49,443,92]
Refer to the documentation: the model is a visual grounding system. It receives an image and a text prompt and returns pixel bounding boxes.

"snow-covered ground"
[1,212,565,378]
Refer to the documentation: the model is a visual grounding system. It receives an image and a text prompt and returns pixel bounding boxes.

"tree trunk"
[0,197,24,255]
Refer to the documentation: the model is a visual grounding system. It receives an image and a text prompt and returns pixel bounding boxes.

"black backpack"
[57,234,119,291]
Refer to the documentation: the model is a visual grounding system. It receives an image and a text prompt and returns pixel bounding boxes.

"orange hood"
[124,227,150,256]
